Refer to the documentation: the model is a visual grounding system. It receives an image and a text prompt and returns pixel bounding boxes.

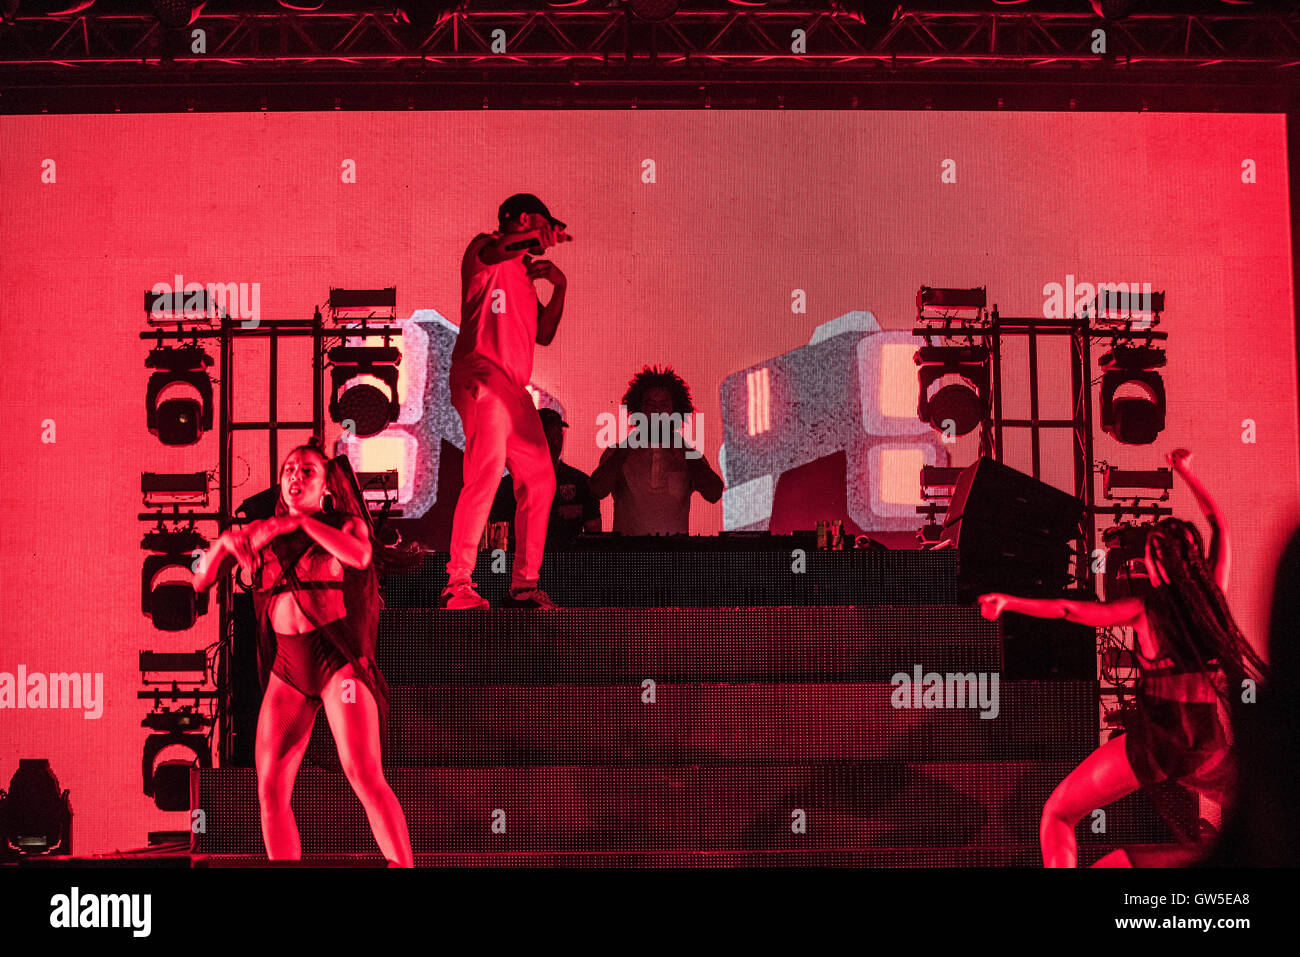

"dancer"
[978,449,1266,867]
[442,193,571,609]
[195,440,414,867]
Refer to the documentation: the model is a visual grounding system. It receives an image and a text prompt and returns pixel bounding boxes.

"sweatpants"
[446,359,555,590]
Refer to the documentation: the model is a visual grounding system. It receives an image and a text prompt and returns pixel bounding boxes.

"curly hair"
[621,364,696,415]
[1143,517,1268,702]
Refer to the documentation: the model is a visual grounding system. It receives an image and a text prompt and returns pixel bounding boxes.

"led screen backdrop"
[0,110,1295,856]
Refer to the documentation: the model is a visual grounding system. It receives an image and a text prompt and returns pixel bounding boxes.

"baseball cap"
[538,407,569,428]
[498,193,566,231]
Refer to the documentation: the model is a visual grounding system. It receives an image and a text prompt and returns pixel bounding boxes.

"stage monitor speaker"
[943,457,1083,599]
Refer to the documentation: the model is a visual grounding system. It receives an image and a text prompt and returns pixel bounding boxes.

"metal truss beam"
[3,9,1299,69]
[2,7,1298,112]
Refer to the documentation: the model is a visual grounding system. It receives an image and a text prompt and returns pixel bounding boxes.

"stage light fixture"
[146,345,214,446]
[141,527,209,631]
[1102,465,1172,500]
[0,759,73,859]
[142,471,209,509]
[142,730,211,812]
[329,345,401,437]
[1100,523,1155,601]
[1099,346,1166,445]
[915,345,990,437]
[920,465,964,501]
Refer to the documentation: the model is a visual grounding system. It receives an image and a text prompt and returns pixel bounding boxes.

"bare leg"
[321,665,414,867]
[1091,848,1135,868]
[255,673,321,860]
[1041,734,1142,868]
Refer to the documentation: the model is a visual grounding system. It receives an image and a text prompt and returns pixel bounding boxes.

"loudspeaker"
[943,457,1083,598]
[999,610,1097,680]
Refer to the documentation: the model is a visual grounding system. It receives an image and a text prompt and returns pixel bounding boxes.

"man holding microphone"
[442,193,572,609]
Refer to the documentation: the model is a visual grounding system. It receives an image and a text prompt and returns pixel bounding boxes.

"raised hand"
[537,223,572,250]
[225,528,258,576]
[525,258,565,285]
[978,593,1009,620]
[1168,448,1192,472]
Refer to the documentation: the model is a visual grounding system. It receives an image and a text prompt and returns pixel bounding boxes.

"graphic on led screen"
[337,307,945,538]
[2,109,1297,869]
[718,311,949,534]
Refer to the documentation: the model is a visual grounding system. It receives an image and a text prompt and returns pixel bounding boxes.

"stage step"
[374,606,1002,682]
[381,549,961,609]
[303,680,1096,767]
[194,844,1132,868]
[193,764,1183,856]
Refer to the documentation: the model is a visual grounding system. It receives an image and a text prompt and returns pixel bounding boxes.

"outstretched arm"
[1169,448,1229,591]
[979,592,1144,627]
[478,224,572,265]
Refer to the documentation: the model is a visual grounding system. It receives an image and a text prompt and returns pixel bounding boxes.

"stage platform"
[198,557,1191,866]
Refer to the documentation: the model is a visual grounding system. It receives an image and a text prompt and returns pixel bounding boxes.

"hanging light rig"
[327,288,402,438]
[913,287,992,543]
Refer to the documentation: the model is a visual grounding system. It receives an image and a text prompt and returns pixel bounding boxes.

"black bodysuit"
[249,510,391,740]
[261,537,350,700]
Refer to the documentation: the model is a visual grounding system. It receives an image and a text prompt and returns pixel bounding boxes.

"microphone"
[505,236,542,252]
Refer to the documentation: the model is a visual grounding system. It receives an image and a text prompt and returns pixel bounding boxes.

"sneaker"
[503,587,559,609]
[440,580,488,609]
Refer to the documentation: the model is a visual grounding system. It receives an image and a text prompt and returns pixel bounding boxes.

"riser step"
[303,680,1095,767]
[382,550,960,608]
[193,764,1182,855]
[374,606,1002,682]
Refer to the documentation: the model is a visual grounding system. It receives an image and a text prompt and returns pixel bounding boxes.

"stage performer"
[978,449,1266,867]
[589,364,724,536]
[195,440,414,867]
[442,193,571,609]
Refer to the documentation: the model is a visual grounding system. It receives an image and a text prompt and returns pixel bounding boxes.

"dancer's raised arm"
[1168,448,1229,591]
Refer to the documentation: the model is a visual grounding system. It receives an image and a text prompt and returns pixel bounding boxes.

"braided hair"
[1143,517,1268,702]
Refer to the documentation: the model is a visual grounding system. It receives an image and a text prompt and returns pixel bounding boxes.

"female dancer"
[195,440,413,867]
[979,449,1266,867]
